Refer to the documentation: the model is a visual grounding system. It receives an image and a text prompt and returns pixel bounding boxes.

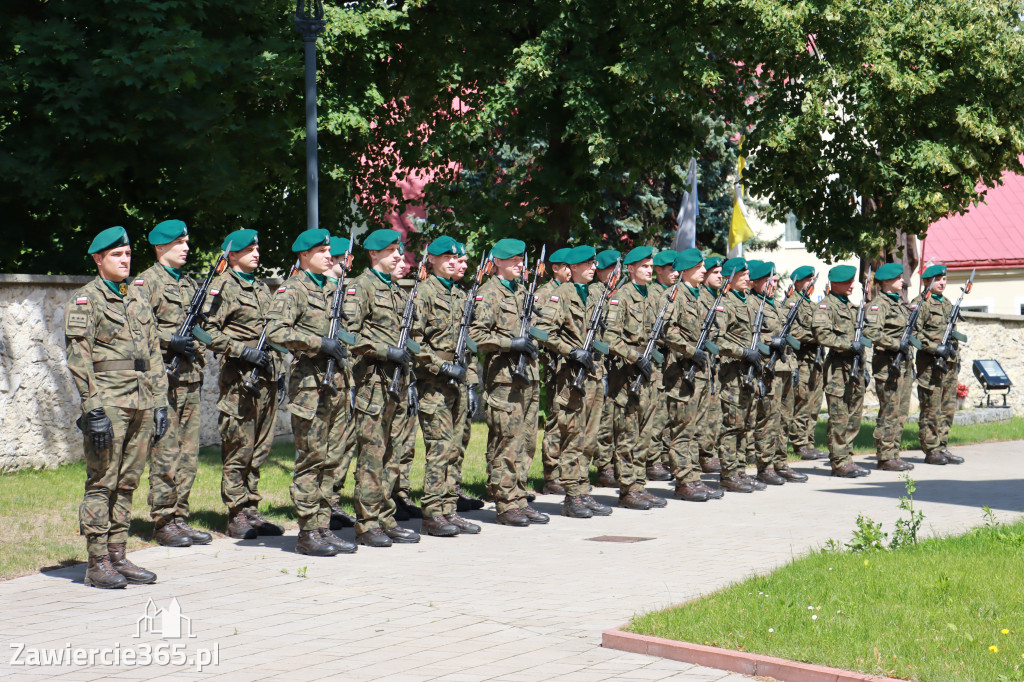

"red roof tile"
[922,170,1024,271]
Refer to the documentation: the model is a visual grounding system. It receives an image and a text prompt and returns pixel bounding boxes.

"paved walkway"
[3,441,1022,681]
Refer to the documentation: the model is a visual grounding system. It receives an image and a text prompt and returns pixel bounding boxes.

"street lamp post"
[294,0,327,232]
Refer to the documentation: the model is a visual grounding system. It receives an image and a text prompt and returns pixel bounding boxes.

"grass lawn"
[1,416,1021,580]
[628,517,1024,682]
[811,415,1024,456]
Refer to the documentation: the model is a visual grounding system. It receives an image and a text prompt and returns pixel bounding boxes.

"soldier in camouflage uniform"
[135,220,211,548]
[662,249,721,501]
[914,264,966,465]
[451,247,485,512]
[605,246,669,510]
[814,264,872,478]
[645,249,678,482]
[697,257,725,473]
[65,226,167,588]
[537,245,614,519]
[592,249,620,488]
[867,263,916,471]
[782,266,827,461]
[342,228,422,547]
[266,228,357,556]
[204,229,286,539]
[411,236,482,537]
[536,248,572,494]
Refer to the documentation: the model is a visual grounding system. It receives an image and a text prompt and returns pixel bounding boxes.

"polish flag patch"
[788,302,796,307]
[550,296,559,302]
[533,295,539,301]
[210,289,220,296]
[819,304,827,309]
[715,306,725,312]
[133,279,145,286]
[277,286,287,293]
[76,297,89,305]
[910,304,918,310]
[610,299,619,305]
[346,288,356,295]
[475,295,483,301]
[870,305,878,311]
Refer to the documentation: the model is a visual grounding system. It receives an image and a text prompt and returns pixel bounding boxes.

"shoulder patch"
[788,302,796,307]
[550,296,559,302]
[347,288,356,295]
[210,289,220,296]
[716,306,725,312]
[870,305,879,311]
[819,304,827,309]
[133,279,145,286]
[610,299,619,305]
[475,295,483,301]
[277,286,287,293]
[910,304,918,310]
[68,312,88,328]
[76,296,89,305]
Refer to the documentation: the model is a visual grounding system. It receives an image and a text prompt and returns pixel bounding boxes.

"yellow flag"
[729,154,754,252]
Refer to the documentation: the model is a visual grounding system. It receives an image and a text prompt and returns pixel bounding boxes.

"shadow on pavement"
[821,477,1024,513]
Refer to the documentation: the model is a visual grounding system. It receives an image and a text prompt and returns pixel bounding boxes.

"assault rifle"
[741,266,775,391]
[757,274,817,398]
[167,241,231,379]
[683,271,736,388]
[512,245,547,382]
[629,282,679,394]
[889,279,933,376]
[935,268,975,372]
[241,258,299,393]
[321,232,357,395]
[451,252,490,384]
[849,267,873,384]
[387,251,428,401]
[569,262,621,394]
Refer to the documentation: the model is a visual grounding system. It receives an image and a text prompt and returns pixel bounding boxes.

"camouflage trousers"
[610,375,654,493]
[582,370,605,473]
[148,379,201,525]
[329,390,358,501]
[665,376,705,486]
[916,354,958,454]
[595,379,615,471]
[417,379,464,516]
[352,374,403,535]
[291,386,347,531]
[872,353,913,461]
[716,361,755,478]
[825,363,866,468]
[698,372,723,462]
[218,368,277,513]
[788,349,824,449]
[541,358,561,483]
[81,405,153,557]
[778,367,797,456]
[750,371,791,469]
[551,367,597,497]
[484,381,539,513]
[393,395,418,499]
[647,366,668,467]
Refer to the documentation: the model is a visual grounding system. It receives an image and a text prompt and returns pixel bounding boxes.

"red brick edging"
[602,628,903,682]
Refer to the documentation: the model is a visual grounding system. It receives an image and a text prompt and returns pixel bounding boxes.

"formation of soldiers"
[64,223,968,588]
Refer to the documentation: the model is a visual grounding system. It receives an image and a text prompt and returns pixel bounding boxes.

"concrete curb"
[602,627,902,682]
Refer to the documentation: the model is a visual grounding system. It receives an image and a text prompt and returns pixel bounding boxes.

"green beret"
[454,242,466,257]
[623,246,654,265]
[922,264,947,279]
[791,265,815,282]
[721,257,748,278]
[828,264,857,283]
[653,250,678,267]
[88,226,130,254]
[330,236,350,257]
[596,249,620,270]
[565,245,597,265]
[703,256,723,270]
[427,236,460,256]
[549,248,572,264]
[673,248,703,272]
[291,228,331,253]
[491,238,526,259]
[363,228,402,252]
[748,260,775,280]
[148,219,188,246]
[222,229,258,252]
[874,262,904,282]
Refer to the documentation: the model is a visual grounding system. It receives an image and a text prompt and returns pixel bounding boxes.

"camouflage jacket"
[135,263,206,383]
[783,290,819,356]
[604,281,655,403]
[913,293,958,359]
[867,292,911,354]
[413,274,478,385]
[64,277,169,413]
[469,276,539,385]
[342,268,410,407]
[756,291,796,373]
[717,291,757,361]
[660,284,703,396]
[813,293,859,358]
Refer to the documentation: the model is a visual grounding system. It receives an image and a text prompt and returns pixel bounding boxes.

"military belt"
[94,359,149,372]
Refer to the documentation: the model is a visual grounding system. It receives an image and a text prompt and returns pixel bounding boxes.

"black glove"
[386,345,413,369]
[741,348,763,367]
[407,383,419,416]
[79,407,114,451]
[320,337,347,364]
[935,343,950,359]
[849,340,864,355]
[439,362,466,383]
[153,407,169,442]
[898,340,910,356]
[240,345,271,369]
[277,375,287,406]
[634,355,653,380]
[603,374,609,397]
[769,336,787,354]
[691,348,708,370]
[169,333,198,361]
[568,348,595,374]
[467,385,479,416]
[509,336,538,359]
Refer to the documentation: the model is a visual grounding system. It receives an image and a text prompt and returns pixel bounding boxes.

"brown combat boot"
[797,446,827,460]
[756,467,786,486]
[673,482,710,502]
[318,529,357,554]
[108,543,156,584]
[496,508,530,526]
[245,508,284,536]
[638,489,668,508]
[562,496,594,518]
[595,467,618,488]
[541,480,566,495]
[700,458,722,474]
[695,481,724,499]
[422,515,460,537]
[720,476,754,493]
[520,506,549,524]
[618,491,652,510]
[832,462,871,478]
[84,555,128,589]
[329,500,356,529]
[153,520,192,547]
[455,484,486,511]
[174,519,212,545]
[645,462,672,481]
[775,466,808,482]
[878,458,914,472]
[227,510,258,539]
[295,529,339,556]
[924,450,949,465]
[447,513,482,534]
[939,448,964,464]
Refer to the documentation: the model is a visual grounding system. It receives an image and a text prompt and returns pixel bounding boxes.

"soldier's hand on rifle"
[277,376,287,406]
[169,333,198,362]
[691,348,708,370]
[439,362,466,383]
[935,343,951,359]
[769,336,787,354]
[320,337,347,364]
[407,383,419,416]
[386,345,413,368]
[153,407,169,442]
[240,346,271,369]
[741,348,763,367]
[634,355,653,380]
[508,336,538,359]
[467,385,479,415]
[79,407,114,451]
[898,340,911,356]
[569,347,595,373]
[849,340,865,355]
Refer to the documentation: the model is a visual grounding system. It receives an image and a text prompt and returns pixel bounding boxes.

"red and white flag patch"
[870,305,878,311]
[550,296,559,302]
[819,304,827,309]
[716,306,725,312]
[475,295,483,301]
[788,302,796,307]
[277,286,287,293]
[346,288,356,295]
[610,299,619,305]
[910,304,918,310]
[76,297,89,305]
[210,289,220,296]
[133,279,145,286]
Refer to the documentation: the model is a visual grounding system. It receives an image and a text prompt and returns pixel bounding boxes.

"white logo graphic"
[135,598,196,639]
